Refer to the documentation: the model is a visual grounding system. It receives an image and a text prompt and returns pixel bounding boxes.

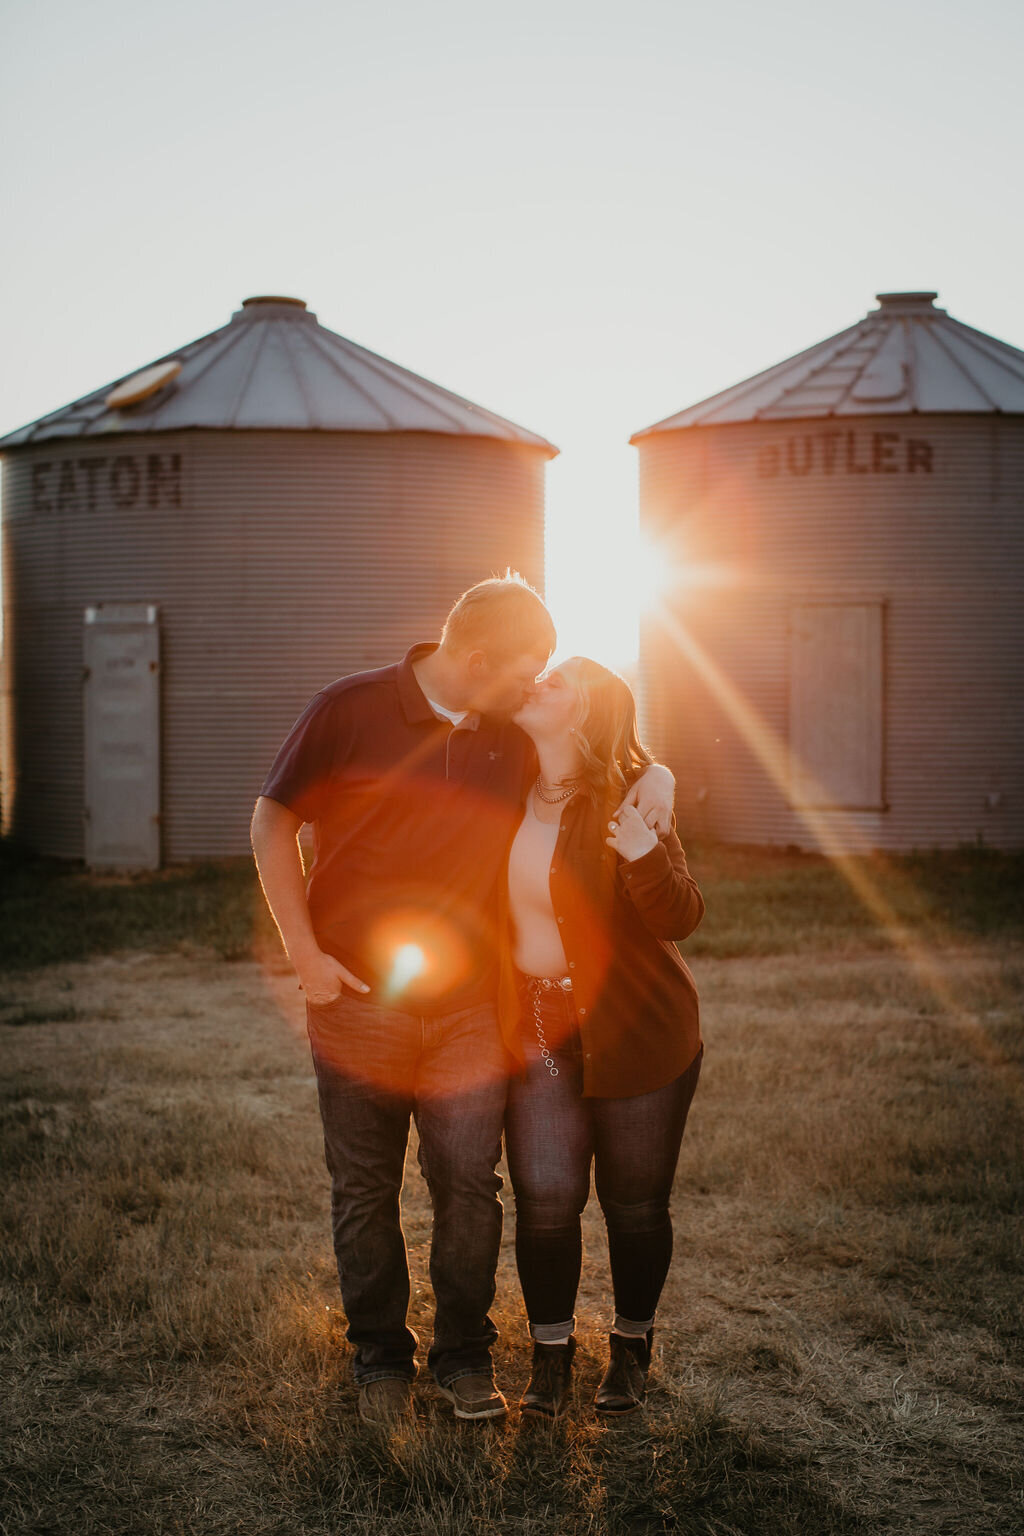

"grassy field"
[2,840,1022,973]
[1,846,1022,1534]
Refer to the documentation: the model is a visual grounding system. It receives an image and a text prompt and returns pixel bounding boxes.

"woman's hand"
[618,762,675,834]
[606,803,659,862]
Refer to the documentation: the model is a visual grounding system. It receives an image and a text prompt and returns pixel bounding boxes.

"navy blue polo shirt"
[261,644,532,1013]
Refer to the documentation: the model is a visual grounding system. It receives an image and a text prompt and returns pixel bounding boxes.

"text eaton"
[756,432,934,478]
[31,454,182,512]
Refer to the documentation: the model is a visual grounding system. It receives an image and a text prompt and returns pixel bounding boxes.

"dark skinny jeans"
[504,978,701,1329]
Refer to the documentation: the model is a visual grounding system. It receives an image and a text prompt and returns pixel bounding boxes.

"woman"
[500,657,704,1418]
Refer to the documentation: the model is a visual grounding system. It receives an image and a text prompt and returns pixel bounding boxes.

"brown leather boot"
[520,1337,576,1419]
[594,1330,652,1415]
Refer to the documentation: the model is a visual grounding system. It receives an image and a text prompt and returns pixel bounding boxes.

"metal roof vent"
[232,294,317,323]
[242,294,307,308]
[873,291,942,314]
[105,359,183,410]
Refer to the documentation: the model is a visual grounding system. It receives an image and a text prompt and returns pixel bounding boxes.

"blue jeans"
[306,991,508,1386]
[505,979,701,1329]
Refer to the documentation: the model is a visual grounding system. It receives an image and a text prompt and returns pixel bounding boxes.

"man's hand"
[251,796,371,1002]
[297,948,370,1005]
[606,803,658,862]
[617,762,675,834]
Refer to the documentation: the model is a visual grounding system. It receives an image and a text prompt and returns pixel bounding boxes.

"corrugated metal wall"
[639,414,1024,851]
[1,429,547,860]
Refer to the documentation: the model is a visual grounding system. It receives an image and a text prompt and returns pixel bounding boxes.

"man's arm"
[250,795,369,1002]
[616,762,675,834]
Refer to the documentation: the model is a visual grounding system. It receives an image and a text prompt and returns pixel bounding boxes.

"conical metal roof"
[1,296,557,455]
[632,292,1024,438]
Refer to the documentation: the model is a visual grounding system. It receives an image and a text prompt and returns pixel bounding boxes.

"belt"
[518,972,573,991]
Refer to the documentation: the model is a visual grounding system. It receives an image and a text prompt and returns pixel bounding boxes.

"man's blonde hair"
[441,572,556,664]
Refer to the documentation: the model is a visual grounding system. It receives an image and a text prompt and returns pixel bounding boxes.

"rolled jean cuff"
[531,1318,576,1344]
[438,1364,497,1389]
[612,1314,655,1338]
[357,1365,418,1385]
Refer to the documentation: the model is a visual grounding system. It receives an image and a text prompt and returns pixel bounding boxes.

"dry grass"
[2,932,1023,1534]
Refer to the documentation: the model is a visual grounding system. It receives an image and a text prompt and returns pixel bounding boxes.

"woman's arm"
[608,813,705,940]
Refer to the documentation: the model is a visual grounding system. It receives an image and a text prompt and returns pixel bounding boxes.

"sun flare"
[545,520,688,675]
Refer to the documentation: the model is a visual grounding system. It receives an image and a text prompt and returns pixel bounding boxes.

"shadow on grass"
[3,837,1023,974]
[259,1388,865,1536]
[681,841,1024,957]
[0,839,275,971]
[0,1396,865,1536]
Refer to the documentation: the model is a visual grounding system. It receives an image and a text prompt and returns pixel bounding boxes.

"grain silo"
[0,295,556,867]
[634,291,1024,853]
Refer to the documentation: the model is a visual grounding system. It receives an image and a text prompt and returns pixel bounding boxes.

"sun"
[545,521,681,673]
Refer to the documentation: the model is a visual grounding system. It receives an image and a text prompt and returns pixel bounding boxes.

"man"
[251,575,672,1425]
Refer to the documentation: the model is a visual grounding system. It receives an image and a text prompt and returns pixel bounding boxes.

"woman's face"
[512,664,580,739]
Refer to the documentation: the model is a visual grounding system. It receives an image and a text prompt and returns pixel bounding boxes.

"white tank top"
[508,797,567,977]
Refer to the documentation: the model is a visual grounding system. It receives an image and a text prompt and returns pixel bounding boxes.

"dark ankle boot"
[520,1337,576,1419]
[594,1330,652,1415]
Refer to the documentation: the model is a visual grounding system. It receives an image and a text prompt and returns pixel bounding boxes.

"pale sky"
[3,0,1023,665]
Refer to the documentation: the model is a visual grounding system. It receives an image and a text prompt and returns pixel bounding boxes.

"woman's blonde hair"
[560,657,654,806]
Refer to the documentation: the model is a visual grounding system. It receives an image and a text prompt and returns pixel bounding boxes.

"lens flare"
[388,943,426,995]
[648,605,1024,1094]
[368,906,475,1004]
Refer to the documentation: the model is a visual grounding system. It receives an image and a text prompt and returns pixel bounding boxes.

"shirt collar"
[397,643,480,730]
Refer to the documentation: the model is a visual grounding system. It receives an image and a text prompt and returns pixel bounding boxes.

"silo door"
[790,603,884,809]
[83,604,161,869]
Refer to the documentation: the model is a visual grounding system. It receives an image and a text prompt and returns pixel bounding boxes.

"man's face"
[468,648,551,716]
